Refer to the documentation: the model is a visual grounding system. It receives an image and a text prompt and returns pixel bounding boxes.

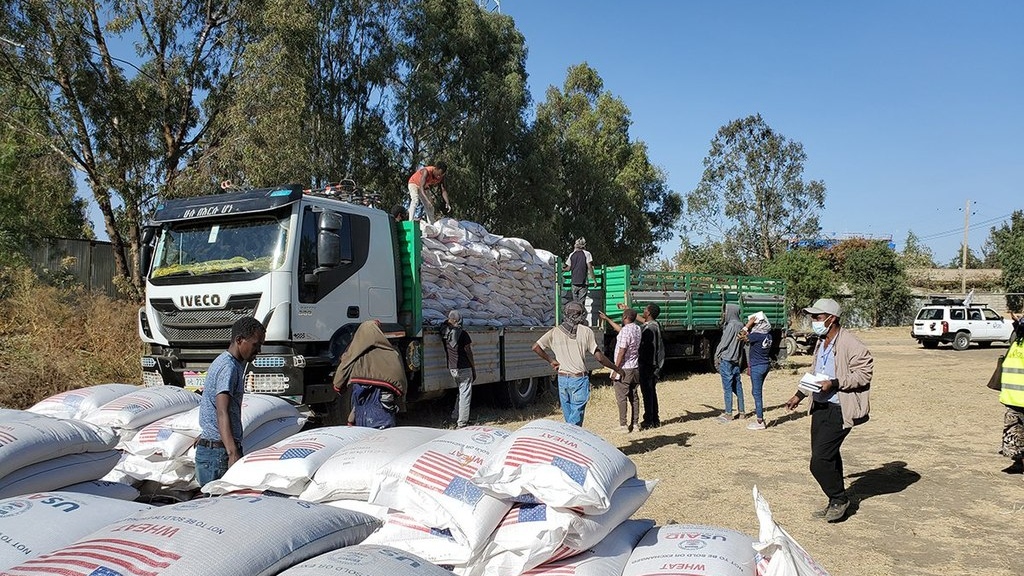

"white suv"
[912,298,1014,350]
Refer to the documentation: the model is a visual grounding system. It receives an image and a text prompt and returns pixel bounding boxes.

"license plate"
[184,371,207,392]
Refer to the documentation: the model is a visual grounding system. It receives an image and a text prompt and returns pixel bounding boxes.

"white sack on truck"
[0,494,381,576]
[0,491,152,570]
[82,385,199,430]
[472,419,637,514]
[419,218,556,327]
[27,383,139,420]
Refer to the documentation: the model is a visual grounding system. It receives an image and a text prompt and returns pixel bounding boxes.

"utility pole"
[961,198,970,295]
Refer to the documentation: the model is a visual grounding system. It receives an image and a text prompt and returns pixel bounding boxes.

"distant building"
[787,233,895,251]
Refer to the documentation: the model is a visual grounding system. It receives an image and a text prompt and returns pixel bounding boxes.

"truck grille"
[151,294,262,343]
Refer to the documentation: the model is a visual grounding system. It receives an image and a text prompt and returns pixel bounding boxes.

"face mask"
[811,318,831,336]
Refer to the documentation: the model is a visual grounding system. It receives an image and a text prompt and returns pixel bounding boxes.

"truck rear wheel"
[492,377,538,408]
[952,331,971,351]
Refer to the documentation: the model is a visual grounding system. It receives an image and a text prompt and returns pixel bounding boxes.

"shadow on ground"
[839,460,922,521]
[621,432,696,456]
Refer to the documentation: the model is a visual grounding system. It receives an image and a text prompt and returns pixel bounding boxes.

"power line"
[917,212,1012,241]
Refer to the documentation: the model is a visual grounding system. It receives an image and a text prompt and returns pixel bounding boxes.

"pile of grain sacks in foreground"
[420,218,557,327]
[2,388,831,575]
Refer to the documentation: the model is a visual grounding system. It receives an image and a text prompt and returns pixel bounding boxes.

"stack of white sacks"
[107,392,306,489]
[420,218,557,327]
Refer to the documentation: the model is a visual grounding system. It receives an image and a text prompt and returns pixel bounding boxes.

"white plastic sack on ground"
[301,426,446,502]
[278,544,455,576]
[369,425,513,554]
[203,426,375,496]
[122,414,199,458]
[324,500,390,521]
[362,511,475,568]
[623,524,756,576]
[523,519,654,576]
[0,494,381,576]
[472,419,637,514]
[0,409,47,422]
[0,450,121,499]
[0,491,152,570]
[27,383,139,420]
[752,486,832,576]
[243,416,307,453]
[83,385,199,430]
[166,394,300,436]
[0,418,118,480]
[565,477,657,550]
[57,479,140,501]
[115,453,197,490]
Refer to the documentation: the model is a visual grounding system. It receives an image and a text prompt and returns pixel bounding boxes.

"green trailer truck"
[558,266,787,367]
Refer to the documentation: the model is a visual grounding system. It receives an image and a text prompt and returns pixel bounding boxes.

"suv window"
[950,309,965,321]
[983,308,1002,321]
[968,309,983,321]
[917,308,944,321]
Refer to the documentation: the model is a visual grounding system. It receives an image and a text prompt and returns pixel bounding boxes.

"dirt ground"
[411,327,1019,576]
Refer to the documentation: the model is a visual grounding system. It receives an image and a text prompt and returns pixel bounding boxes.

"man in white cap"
[440,310,475,428]
[785,298,873,523]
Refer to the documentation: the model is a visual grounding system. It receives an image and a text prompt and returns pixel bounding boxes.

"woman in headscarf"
[333,320,407,429]
[532,302,622,425]
[740,311,773,430]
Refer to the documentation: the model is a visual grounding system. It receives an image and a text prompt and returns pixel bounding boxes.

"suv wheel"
[952,331,971,351]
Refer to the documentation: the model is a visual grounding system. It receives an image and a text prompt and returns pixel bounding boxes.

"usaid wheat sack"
[473,419,636,513]
[361,511,475,568]
[0,492,152,570]
[301,426,445,502]
[0,417,118,480]
[369,425,512,553]
[0,495,380,576]
[278,544,454,576]
[203,426,375,495]
[0,451,121,499]
[83,386,199,430]
[564,477,657,550]
[27,384,139,420]
[166,394,300,436]
[57,479,140,501]
[523,519,654,576]
[243,416,307,453]
[623,524,756,576]
[123,414,200,458]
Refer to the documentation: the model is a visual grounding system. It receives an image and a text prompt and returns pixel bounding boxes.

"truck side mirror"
[139,226,157,279]
[315,211,352,272]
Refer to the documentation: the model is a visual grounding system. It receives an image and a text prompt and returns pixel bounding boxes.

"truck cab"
[139,185,402,420]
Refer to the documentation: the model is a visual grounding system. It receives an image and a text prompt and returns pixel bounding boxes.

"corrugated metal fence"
[27,237,119,298]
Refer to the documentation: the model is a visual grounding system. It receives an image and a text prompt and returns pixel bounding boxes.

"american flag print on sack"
[245,440,325,462]
[0,426,16,447]
[499,503,548,527]
[522,562,577,576]
[48,390,88,408]
[503,437,593,485]
[407,450,485,506]
[7,537,182,575]
[99,395,156,416]
[135,426,175,444]
[387,513,456,540]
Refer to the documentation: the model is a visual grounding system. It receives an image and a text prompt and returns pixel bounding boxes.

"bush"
[0,266,140,408]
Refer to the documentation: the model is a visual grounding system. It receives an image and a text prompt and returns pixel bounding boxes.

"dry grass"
[0,267,141,409]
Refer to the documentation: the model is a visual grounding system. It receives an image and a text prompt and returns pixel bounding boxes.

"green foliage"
[533,63,681,264]
[841,242,912,326]
[944,243,985,269]
[900,230,935,268]
[685,114,826,269]
[671,240,748,275]
[987,211,1024,311]
[762,249,836,318]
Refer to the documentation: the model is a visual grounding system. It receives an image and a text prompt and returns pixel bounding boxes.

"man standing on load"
[785,298,872,523]
[533,301,622,426]
[407,162,449,224]
[196,317,266,486]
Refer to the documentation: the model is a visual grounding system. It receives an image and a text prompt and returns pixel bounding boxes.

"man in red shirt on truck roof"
[408,162,450,224]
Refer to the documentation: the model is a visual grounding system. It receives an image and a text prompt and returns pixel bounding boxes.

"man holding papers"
[785,298,873,523]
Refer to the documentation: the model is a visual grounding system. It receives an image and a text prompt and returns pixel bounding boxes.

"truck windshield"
[151,215,289,279]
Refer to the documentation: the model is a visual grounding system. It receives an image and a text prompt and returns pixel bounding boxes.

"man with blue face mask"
[785,298,873,523]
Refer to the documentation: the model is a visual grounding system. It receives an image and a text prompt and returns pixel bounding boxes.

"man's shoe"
[617,425,629,433]
[824,500,850,523]
[746,420,767,430]
[810,504,829,519]
[714,413,734,423]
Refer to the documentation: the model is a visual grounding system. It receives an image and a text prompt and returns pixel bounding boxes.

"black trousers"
[810,402,851,503]
[639,366,660,426]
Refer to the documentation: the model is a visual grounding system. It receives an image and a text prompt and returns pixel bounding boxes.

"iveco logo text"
[179,294,222,308]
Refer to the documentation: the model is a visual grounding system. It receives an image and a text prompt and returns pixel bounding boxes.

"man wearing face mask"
[784,298,872,523]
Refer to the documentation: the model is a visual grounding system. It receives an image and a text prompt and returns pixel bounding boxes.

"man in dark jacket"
[714,303,746,421]
[333,320,407,429]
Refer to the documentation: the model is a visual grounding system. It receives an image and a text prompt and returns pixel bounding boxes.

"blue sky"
[498,0,1022,263]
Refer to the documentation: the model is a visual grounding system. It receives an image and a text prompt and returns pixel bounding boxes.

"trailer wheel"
[779,336,797,363]
[493,377,538,408]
